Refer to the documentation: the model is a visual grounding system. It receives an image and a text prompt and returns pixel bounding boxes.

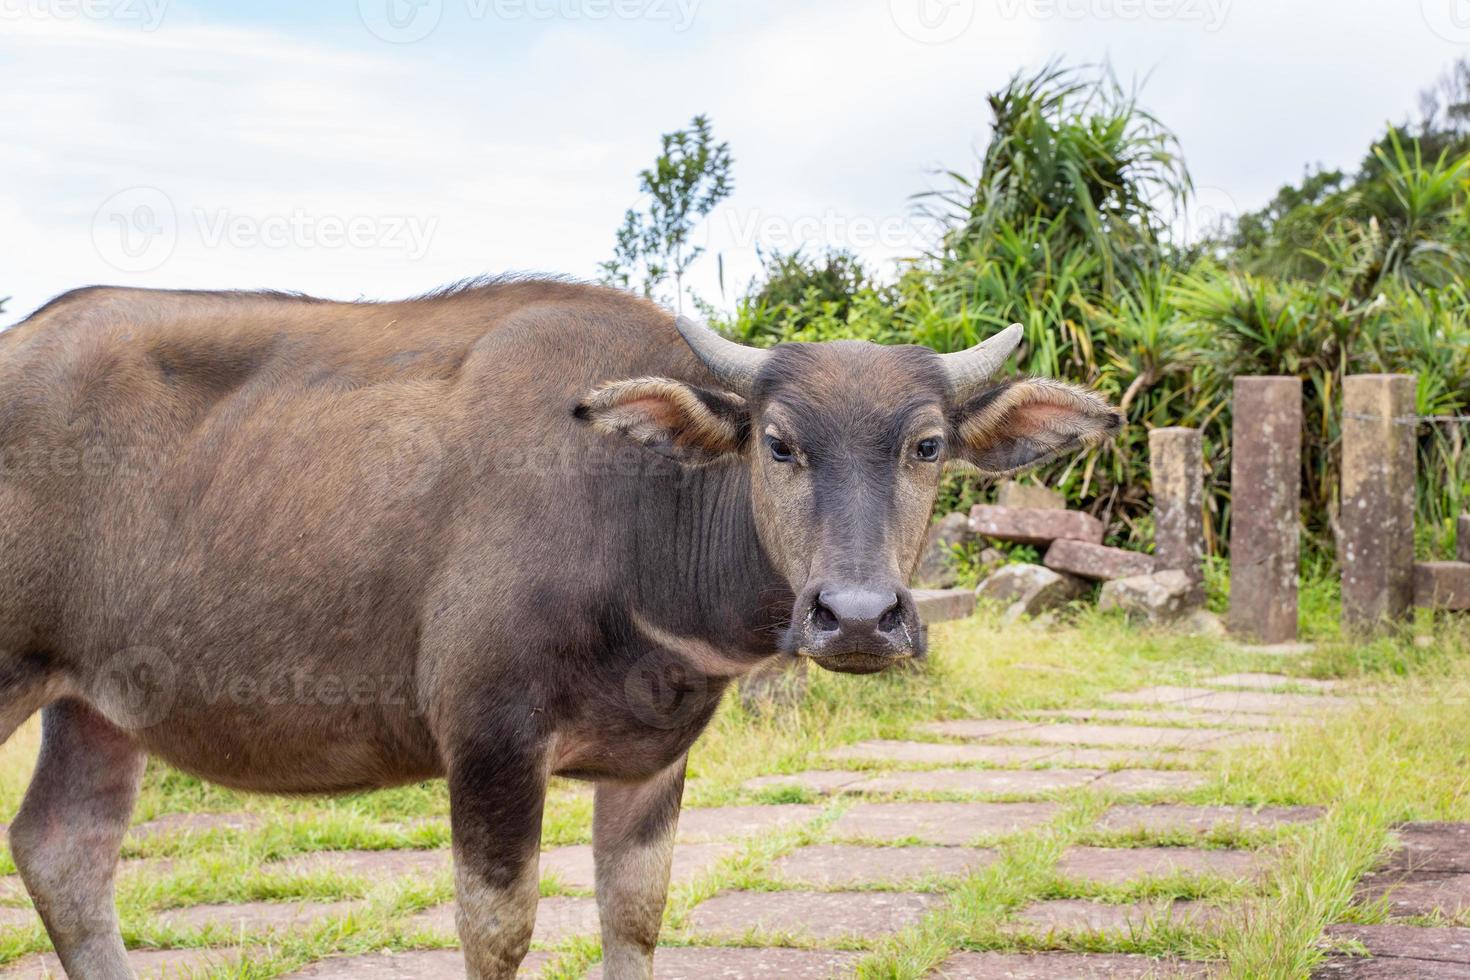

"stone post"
[1150,427,1205,599]
[1341,374,1417,633]
[1228,377,1302,644]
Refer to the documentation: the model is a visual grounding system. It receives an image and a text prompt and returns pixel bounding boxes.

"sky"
[2,0,1467,323]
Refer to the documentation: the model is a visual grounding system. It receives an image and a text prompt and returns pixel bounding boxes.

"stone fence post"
[1228,377,1302,644]
[1150,427,1205,599]
[1340,374,1416,633]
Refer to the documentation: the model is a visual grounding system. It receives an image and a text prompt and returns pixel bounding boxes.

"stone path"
[1,670,1458,978]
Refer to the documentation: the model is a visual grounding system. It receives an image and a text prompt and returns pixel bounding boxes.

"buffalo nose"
[814,589,905,635]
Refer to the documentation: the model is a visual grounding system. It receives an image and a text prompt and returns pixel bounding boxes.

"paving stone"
[1045,748,1207,769]
[129,811,266,840]
[0,907,36,930]
[1031,708,1283,730]
[1227,641,1318,657]
[1384,823,1470,873]
[1322,924,1470,964]
[828,802,1060,844]
[1005,898,1227,935]
[1045,539,1156,581]
[0,948,240,979]
[0,877,25,902]
[914,588,978,623]
[1356,870,1470,918]
[851,768,1104,795]
[275,848,451,880]
[155,899,364,934]
[930,952,1222,978]
[1106,687,1222,707]
[772,844,995,886]
[984,723,1237,750]
[1056,846,1266,885]
[686,889,941,941]
[743,771,868,795]
[1095,804,1323,835]
[827,740,1060,766]
[676,804,824,842]
[1090,770,1211,793]
[1179,691,1352,715]
[586,947,861,979]
[281,949,554,978]
[409,896,599,943]
[1205,673,1343,692]
[1312,958,1469,978]
[541,843,735,891]
[970,504,1105,546]
[917,720,1041,739]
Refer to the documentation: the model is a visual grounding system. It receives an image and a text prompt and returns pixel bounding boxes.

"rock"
[976,564,1086,621]
[979,547,1006,567]
[913,512,971,588]
[913,588,976,623]
[1182,609,1227,637]
[995,481,1065,510]
[969,505,1104,547]
[1099,570,1200,624]
[1414,561,1470,611]
[1043,539,1154,581]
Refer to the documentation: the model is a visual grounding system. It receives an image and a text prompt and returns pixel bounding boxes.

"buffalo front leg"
[594,757,686,980]
[448,727,550,980]
[10,700,146,980]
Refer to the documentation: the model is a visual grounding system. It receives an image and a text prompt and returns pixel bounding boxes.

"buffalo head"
[577,318,1122,674]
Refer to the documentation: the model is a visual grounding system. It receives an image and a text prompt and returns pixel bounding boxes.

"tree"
[600,115,734,309]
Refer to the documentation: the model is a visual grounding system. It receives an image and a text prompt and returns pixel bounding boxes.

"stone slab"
[1045,539,1156,581]
[1106,687,1222,707]
[282,950,554,978]
[409,896,599,943]
[1056,847,1266,885]
[1044,748,1206,769]
[1095,805,1323,835]
[851,768,1104,795]
[1357,870,1470,918]
[275,849,450,880]
[0,907,36,930]
[1312,959,1469,978]
[983,723,1237,750]
[970,505,1105,547]
[828,802,1059,844]
[676,805,824,843]
[686,889,941,941]
[772,844,995,887]
[542,843,735,892]
[743,771,868,795]
[129,811,266,840]
[1032,708,1283,730]
[0,949,240,979]
[917,720,1041,739]
[1179,691,1351,715]
[1414,561,1470,611]
[1385,823,1470,873]
[931,952,1222,978]
[827,740,1060,766]
[586,947,861,980]
[1205,674,1343,692]
[1322,924,1470,964]
[1090,770,1211,793]
[996,481,1066,510]
[1005,898,1227,936]
[914,588,978,623]
[155,899,364,934]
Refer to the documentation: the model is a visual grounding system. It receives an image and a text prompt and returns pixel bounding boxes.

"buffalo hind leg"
[10,700,146,980]
[448,726,550,980]
[594,757,686,980]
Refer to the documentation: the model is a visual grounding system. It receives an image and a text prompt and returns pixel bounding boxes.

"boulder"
[1044,539,1155,581]
[1098,570,1200,624]
[995,481,1065,510]
[969,505,1104,547]
[976,564,1086,623]
[913,513,971,588]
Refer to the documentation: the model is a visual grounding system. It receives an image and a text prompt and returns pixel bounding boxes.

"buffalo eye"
[915,437,943,462]
[766,435,795,463]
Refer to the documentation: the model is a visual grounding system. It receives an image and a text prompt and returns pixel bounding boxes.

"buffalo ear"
[575,377,749,464]
[952,378,1123,477]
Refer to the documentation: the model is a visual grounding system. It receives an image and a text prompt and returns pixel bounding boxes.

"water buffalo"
[0,278,1120,978]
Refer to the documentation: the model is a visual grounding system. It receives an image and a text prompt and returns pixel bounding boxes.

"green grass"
[0,580,1465,978]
